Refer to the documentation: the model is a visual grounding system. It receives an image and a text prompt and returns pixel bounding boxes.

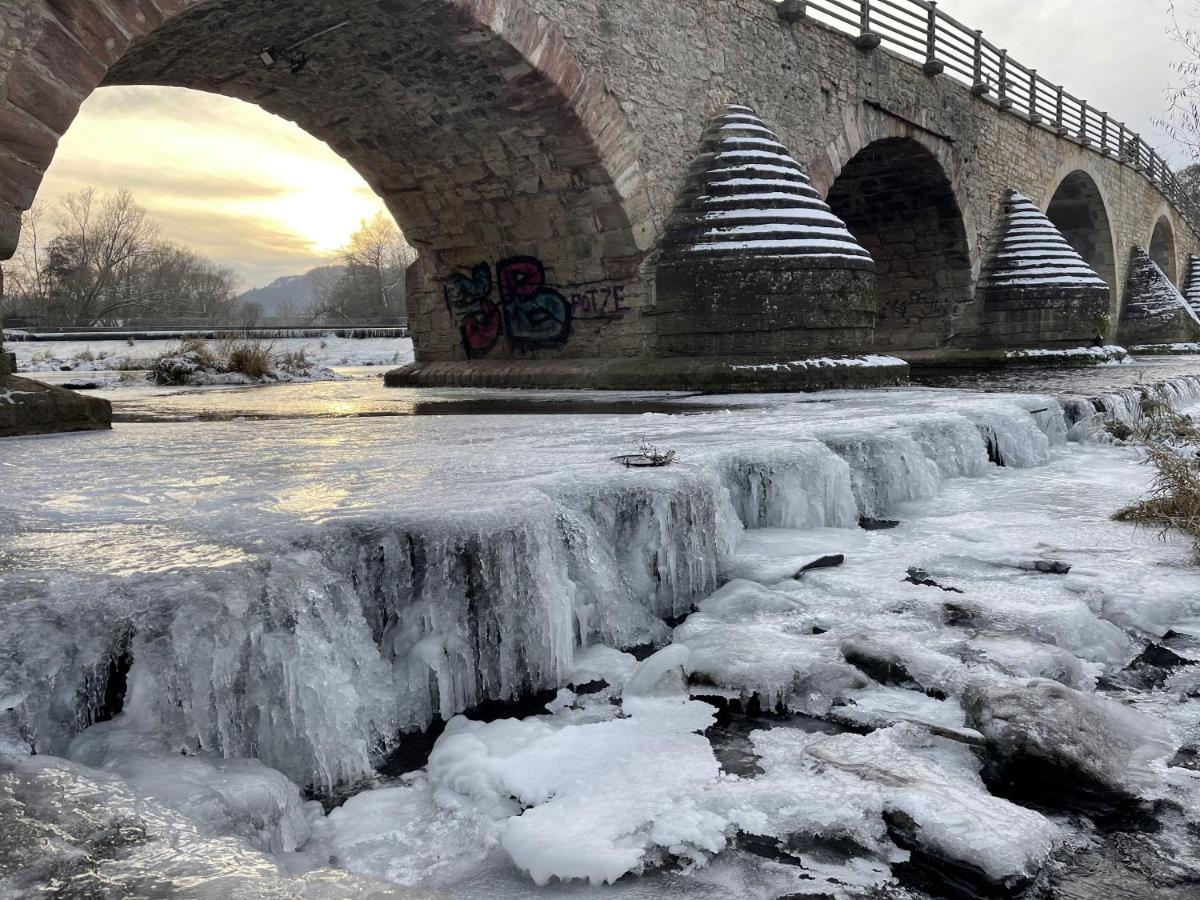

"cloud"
[38,86,390,288]
[940,0,1189,162]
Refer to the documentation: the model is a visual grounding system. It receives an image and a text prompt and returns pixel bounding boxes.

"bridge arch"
[823,136,974,351]
[1043,170,1118,305]
[1,0,652,360]
[1149,214,1179,283]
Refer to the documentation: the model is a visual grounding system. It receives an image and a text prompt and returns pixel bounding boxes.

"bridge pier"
[1,0,1199,398]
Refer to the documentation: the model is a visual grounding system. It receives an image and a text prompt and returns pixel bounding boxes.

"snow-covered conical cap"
[1183,254,1200,316]
[1125,246,1200,326]
[983,191,1107,290]
[659,104,873,268]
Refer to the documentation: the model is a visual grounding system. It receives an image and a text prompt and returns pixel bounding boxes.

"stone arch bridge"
[1,0,1199,394]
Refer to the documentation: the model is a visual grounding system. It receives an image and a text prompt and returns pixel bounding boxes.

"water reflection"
[0,524,250,576]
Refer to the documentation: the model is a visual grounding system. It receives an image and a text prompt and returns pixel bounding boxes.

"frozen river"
[3,358,1200,898]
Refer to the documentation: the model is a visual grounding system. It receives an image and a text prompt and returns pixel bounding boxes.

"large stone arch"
[822,133,974,352]
[1042,169,1119,316]
[0,0,652,361]
[1149,213,1179,283]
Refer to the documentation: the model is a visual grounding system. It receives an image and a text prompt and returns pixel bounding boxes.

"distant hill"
[239,266,346,317]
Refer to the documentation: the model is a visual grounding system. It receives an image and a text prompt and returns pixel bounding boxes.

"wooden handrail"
[780,0,1200,230]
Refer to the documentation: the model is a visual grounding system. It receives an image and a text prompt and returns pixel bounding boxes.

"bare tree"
[312,212,416,323]
[44,188,161,325]
[1167,2,1200,162]
[1,203,50,323]
[3,188,242,327]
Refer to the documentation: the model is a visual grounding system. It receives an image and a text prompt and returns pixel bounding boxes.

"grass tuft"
[1113,398,1200,559]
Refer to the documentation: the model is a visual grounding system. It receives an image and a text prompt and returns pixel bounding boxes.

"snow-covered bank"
[3,373,1200,896]
[11,333,414,374]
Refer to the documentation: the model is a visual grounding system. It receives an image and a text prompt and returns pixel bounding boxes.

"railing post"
[1132,135,1144,171]
[971,30,988,94]
[1027,69,1042,123]
[854,0,881,50]
[1078,100,1091,146]
[1054,86,1067,135]
[997,50,1011,109]
[1117,125,1126,163]
[922,1,944,75]
[1100,113,1110,155]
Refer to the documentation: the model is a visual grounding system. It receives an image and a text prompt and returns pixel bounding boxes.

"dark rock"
[0,376,112,438]
[840,639,922,691]
[859,517,900,531]
[905,567,965,594]
[570,679,609,696]
[795,554,845,578]
[1131,643,1192,672]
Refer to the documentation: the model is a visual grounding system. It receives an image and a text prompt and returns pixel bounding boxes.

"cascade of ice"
[1061,372,1200,434]
[714,441,859,530]
[7,383,1199,798]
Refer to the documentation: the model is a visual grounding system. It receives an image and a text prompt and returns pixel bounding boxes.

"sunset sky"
[33,0,1193,291]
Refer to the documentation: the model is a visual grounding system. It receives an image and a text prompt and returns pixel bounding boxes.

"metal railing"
[782,0,1200,231]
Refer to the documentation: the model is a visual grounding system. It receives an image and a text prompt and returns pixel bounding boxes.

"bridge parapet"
[779,0,1200,235]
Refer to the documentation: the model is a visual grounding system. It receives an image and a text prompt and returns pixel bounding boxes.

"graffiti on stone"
[443,262,501,357]
[444,257,573,356]
[495,256,572,351]
[567,284,627,319]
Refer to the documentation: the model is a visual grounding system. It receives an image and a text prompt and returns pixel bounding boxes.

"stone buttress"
[1182,254,1200,320]
[653,105,877,358]
[978,191,1110,348]
[1119,247,1200,346]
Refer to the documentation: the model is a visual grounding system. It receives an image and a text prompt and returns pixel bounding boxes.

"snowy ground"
[3,366,1200,897]
[8,333,415,375]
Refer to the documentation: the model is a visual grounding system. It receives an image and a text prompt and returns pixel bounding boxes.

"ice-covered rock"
[428,697,725,886]
[624,645,693,697]
[569,644,641,692]
[963,678,1179,801]
[0,753,420,898]
[712,723,1059,890]
[67,725,312,853]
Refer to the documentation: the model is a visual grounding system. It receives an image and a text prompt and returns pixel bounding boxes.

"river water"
[3,357,1200,899]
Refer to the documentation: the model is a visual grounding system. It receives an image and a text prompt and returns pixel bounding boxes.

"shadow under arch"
[824,137,973,351]
[1,0,652,360]
[1149,215,1179,283]
[1044,171,1118,303]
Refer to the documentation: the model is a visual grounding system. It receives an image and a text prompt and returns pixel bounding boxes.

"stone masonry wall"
[526,0,1200,348]
[0,0,1197,360]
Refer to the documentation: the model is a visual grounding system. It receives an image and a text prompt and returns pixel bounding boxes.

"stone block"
[0,376,112,438]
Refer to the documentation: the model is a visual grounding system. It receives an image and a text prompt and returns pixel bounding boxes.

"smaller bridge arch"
[1149,215,1179,283]
[1043,170,1118,302]
[824,136,973,351]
